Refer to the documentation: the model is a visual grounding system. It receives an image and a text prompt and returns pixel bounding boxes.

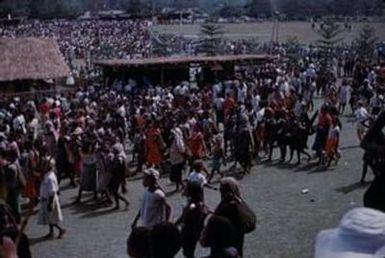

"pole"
[150,0,155,58]
[180,10,183,55]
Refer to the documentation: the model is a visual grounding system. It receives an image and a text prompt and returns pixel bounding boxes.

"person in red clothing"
[187,125,206,163]
[39,98,50,122]
[145,120,164,167]
[224,93,236,117]
[312,105,332,165]
[51,101,62,120]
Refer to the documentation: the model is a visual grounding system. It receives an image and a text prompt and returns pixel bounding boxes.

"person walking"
[37,157,66,239]
[108,143,129,210]
[215,177,256,257]
[131,168,172,228]
[169,127,186,191]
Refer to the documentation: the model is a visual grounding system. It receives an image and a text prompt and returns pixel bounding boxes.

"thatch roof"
[94,54,277,69]
[0,37,70,82]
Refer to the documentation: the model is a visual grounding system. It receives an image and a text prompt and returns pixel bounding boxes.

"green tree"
[199,22,224,56]
[355,25,378,61]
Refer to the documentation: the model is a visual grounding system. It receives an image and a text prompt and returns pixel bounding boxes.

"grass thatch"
[0,37,70,82]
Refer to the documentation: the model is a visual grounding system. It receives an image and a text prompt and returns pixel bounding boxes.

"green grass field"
[155,22,385,43]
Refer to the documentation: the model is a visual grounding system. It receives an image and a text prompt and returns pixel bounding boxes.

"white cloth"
[214,97,225,110]
[140,189,166,227]
[38,171,63,225]
[355,107,369,123]
[187,171,207,187]
[315,208,385,258]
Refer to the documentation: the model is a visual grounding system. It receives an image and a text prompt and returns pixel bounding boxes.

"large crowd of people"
[1,17,385,258]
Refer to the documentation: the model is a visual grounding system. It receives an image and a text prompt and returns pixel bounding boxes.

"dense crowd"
[0,45,384,256]
[2,16,385,258]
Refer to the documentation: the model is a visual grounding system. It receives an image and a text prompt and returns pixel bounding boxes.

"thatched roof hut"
[0,37,70,82]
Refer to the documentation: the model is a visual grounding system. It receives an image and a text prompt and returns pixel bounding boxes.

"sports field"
[155,22,385,43]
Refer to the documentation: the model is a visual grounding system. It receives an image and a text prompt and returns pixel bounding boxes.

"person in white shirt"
[132,168,172,228]
[185,160,216,202]
[38,158,66,239]
[355,101,369,142]
[236,83,247,104]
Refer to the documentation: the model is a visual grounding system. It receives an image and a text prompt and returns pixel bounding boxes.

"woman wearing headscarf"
[214,177,246,257]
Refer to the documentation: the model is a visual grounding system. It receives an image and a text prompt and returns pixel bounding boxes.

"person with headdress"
[131,168,172,228]
[215,177,255,257]
[37,157,66,239]
[315,208,385,258]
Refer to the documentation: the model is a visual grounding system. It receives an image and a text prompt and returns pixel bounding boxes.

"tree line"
[0,0,383,19]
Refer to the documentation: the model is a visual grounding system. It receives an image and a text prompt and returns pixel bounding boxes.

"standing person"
[131,168,172,228]
[185,160,216,202]
[325,118,341,167]
[4,148,25,223]
[338,81,350,115]
[215,177,256,257]
[312,105,332,165]
[56,132,76,187]
[108,143,129,210]
[355,101,369,142]
[234,116,254,175]
[74,140,98,203]
[145,120,164,168]
[187,125,207,164]
[208,135,226,183]
[37,157,66,239]
[169,127,186,191]
[175,183,209,258]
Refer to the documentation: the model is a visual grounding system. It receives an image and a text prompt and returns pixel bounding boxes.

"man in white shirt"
[355,101,369,142]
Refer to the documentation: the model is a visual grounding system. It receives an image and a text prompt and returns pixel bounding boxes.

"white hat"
[315,208,385,258]
[72,127,83,135]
